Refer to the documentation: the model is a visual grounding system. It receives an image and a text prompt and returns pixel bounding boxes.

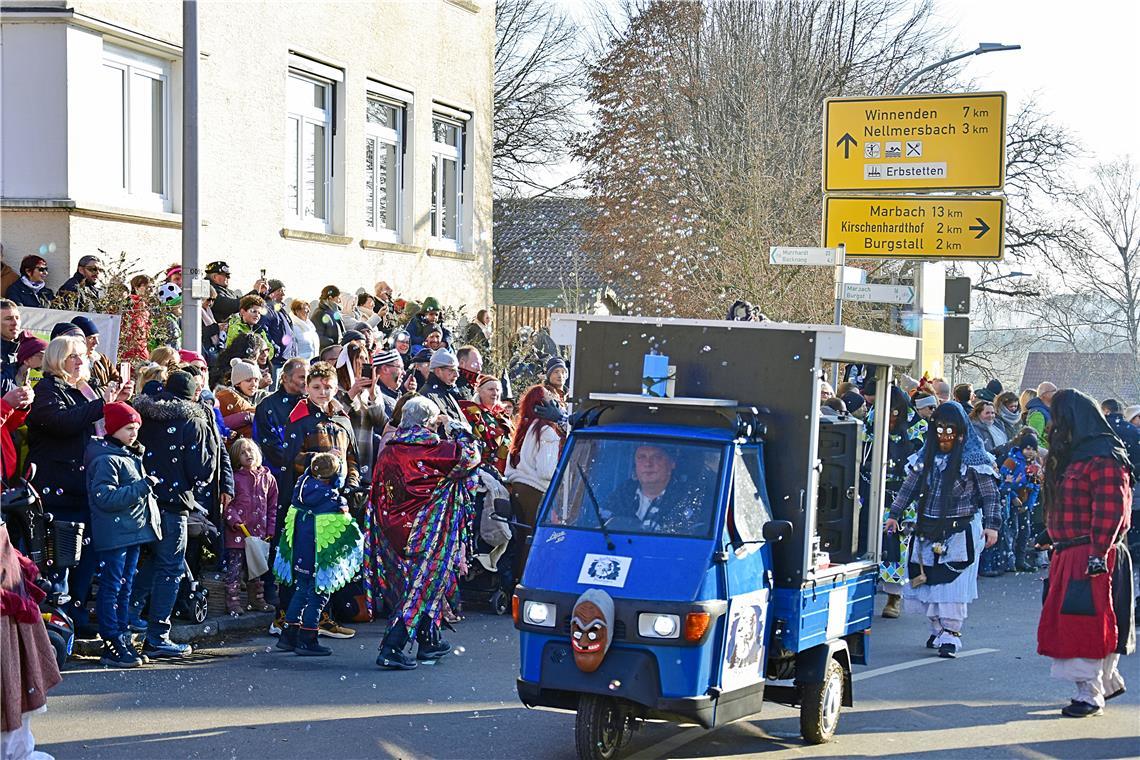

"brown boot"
[247,580,275,613]
[225,584,244,616]
[882,593,901,619]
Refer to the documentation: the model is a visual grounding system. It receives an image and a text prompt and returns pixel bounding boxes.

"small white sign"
[722,589,769,692]
[842,283,916,305]
[769,246,838,267]
[864,142,881,158]
[906,140,923,157]
[864,162,947,180]
[885,141,902,158]
[577,554,632,588]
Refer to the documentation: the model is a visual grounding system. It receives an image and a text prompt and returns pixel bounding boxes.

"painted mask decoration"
[934,423,961,453]
[570,588,615,673]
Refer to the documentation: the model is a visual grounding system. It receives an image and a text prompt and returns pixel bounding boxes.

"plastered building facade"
[0,0,494,311]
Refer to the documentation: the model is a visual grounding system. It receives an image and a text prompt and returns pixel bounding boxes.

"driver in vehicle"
[602,445,710,534]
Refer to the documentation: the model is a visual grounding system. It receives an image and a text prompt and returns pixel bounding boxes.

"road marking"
[853,647,998,681]
[629,648,1000,760]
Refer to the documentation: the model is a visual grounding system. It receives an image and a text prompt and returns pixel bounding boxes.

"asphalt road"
[35,572,1140,760]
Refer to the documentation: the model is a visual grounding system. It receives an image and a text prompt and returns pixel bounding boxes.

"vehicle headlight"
[523,600,556,627]
[638,613,681,639]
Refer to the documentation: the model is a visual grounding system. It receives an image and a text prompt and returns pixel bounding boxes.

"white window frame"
[430,113,466,250]
[286,70,334,232]
[363,94,404,242]
[101,44,172,212]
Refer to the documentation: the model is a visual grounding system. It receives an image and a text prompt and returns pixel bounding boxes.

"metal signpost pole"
[832,243,845,385]
[180,0,202,353]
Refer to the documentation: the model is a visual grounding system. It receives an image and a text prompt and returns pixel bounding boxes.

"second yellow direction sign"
[823,92,1005,193]
[823,195,1006,260]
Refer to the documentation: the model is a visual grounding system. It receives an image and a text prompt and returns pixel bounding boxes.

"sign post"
[823,92,1006,193]
[841,283,916,305]
[768,246,837,267]
[823,195,1005,260]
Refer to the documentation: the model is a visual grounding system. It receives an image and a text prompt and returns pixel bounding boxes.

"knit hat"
[476,374,499,388]
[229,359,260,386]
[393,330,411,344]
[165,264,182,279]
[974,388,996,403]
[424,325,443,338]
[266,278,285,294]
[341,329,366,345]
[103,402,141,437]
[50,322,84,339]
[71,315,99,336]
[178,349,206,366]
[421,297,441,312]
[205,261,230,276]
[914,395,938,410]
[372,348,402,367]
[428,348,458,369]
[1125,405,1140,424]
[985,379,1003,396]
[545,356,568,374]
[165,370,197,400]
[411,348,433,365]
[310,451,342,481]
[16,337,48,365]
[840,391,865,414]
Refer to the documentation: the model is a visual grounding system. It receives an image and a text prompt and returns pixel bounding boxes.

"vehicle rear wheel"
[575,694,632,760]
[489,590,509,616]
[47,630,68,669]
[800,657,844,744]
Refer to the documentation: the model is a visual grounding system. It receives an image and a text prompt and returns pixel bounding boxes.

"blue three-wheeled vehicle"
[513,315,917,758]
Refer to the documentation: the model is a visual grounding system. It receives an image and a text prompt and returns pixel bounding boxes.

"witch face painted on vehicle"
[570,588,615,673]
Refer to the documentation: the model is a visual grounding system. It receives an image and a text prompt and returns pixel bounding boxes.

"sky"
[937,0,1138,169]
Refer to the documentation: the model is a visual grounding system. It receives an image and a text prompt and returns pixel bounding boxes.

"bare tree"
[494,0,583,195]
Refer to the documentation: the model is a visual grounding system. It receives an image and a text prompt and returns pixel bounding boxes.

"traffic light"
[945,316,970,354]
[945,277,971,314]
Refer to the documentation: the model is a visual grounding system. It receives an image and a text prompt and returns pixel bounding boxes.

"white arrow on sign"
[842,283,915,305]
[769,246,838,266]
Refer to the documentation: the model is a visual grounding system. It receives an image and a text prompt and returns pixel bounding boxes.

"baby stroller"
[459,468,519,615]
[1,466,82,668]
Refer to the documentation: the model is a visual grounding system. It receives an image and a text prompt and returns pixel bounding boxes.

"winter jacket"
[84,437,161,552]
[1,399,29,484]
[1025,397,1052,447]
[1106,412,1140,472]
[253,389,305,508]
[971,419,1007,453]
[4,278,54,309]
[225,465,278,549]
[24,373,105,519]
[133,392,217,513]
[57,273,104,311]
[311,301,345,350]
[288,398,360,489]
[505,422,562,492]
[215,386,257,440]
[209,282,244,324]
[289,315,320,362]
[420,374,465,424]
[224,314,276,361]
[259,301,296,366]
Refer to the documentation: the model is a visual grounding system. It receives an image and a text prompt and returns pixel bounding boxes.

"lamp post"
[894,43,1022,95]
[898,42,1021,378]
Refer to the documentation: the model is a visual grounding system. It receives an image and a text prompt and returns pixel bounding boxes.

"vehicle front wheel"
[800,657,844,744]
[575,694,632,760]
[47,630,68,669]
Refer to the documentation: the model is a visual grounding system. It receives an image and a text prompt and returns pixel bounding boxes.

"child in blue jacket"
[86,402,161,668]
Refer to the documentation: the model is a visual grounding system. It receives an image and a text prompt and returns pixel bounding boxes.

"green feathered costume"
[274,472,364,595]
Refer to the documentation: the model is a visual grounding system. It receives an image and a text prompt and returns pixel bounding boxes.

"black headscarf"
[888,385,911,435]
[1051,389,1130,469]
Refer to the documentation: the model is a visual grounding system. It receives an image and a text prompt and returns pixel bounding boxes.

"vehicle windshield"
[541,436,725,539]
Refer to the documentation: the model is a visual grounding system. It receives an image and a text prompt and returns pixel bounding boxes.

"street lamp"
[894,43,1022,95]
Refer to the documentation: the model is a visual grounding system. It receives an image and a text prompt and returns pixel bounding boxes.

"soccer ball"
[157,282,182,306]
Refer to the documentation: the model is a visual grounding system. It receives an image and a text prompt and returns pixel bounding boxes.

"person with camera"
[1037,390,1134,718]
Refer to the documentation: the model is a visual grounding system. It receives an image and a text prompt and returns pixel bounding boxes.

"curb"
[72,612,275,657]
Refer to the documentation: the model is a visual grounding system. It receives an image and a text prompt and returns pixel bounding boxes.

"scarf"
[19,276,45,292]
[999,406,1020,426]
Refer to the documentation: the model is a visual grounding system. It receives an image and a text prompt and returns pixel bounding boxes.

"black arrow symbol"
[836,132,857,159]
[969,217,990,239]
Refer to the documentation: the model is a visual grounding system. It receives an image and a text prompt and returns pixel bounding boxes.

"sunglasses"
[34,266,49,273]
[84,266,103,273]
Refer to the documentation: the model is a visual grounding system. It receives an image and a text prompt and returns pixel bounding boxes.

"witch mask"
[934,422,962,453]
[570,588,615,673]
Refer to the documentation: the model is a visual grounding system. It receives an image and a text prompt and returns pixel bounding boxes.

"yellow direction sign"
[823,92,1005,193]
[823,195,1005,260]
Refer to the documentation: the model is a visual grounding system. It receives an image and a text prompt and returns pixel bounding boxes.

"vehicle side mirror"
[762,520,792,544]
